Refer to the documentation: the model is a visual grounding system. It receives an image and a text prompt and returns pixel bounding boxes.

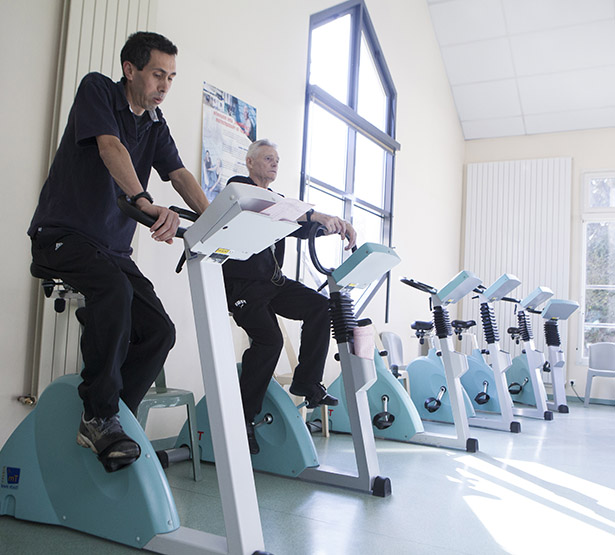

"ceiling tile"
[428,0,507,46]
[511,21,615,76]
[429,0,615,138]
[502,0,614,35]
[525,107,615,134]
[463,117,526,140]
[441,38,515,84]
[518,66,615,114]
[453,80,522,120]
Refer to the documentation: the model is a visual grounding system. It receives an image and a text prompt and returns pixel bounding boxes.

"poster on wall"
[201,82,257,201]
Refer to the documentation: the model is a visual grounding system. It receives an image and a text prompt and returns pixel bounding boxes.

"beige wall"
[0,0,65,446]
[466,128,615,402]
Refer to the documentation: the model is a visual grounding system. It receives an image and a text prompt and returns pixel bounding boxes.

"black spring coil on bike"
[433,305,452,339]
[544,320,561,347]
[329,291,358,344]
[480,302,499,344]
[517,310,533,341]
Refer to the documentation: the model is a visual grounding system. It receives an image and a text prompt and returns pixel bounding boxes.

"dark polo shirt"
[28,72,184,257]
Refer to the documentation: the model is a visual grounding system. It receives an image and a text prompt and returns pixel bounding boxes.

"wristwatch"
[306,209,314,222]
[130,191,154,205]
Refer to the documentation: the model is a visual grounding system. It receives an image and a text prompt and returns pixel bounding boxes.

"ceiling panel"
[510,21,615,76]
[441,38,514,84]
[453,79,521,120]
[525,106,615,135]
[428,0,507,46]
[427,0,615,139]
[518,67,615,114]
[502,0,614,35]
[462,116,526,140]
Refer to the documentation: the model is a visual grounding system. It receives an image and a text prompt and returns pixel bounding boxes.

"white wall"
[0,0,64,446]
[466,127,615,402]
[1,0,466,444]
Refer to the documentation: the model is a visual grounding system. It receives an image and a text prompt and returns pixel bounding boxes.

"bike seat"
[411,321,434,331]
[451,319,476,330]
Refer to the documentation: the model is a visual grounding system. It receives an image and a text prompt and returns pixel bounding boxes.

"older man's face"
[247,146,279,187]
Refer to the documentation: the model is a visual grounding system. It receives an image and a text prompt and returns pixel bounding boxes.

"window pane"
[357,35,387,131]
[586,222,615,285]
[310,15,351,103]
[352,205,383,244]
[589,177,615,208]
[584,326,615,351]
[585,289,615,326]
[306,104,348,189]
[306,186,345,270]
[353,134,385,208]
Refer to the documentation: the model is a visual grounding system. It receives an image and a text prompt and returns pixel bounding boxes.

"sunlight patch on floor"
[454,455,615,554]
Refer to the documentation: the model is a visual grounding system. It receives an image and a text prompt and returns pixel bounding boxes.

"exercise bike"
[534,298,579,413]
[505,287,555,421]
[456,274,522,433]
[176,224,398,497]
[401,272,481,452]
[310,245,425,444]
[0,181,308,554]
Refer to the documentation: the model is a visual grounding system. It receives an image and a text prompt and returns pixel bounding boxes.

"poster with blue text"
[201,82,256,201]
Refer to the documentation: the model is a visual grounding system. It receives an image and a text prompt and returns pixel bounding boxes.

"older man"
[223,139,357,454]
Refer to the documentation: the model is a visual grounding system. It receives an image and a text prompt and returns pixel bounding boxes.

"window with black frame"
[298,0,400,318]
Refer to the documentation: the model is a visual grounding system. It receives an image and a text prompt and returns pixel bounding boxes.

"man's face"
[124,49,177,114]
[247,146,279,187]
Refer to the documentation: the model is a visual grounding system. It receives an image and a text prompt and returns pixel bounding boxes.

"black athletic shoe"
[289,382,339,409]
[77,413,141,472]
[246,419,260,455]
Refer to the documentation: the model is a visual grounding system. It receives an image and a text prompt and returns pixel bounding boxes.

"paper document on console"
[259,197,314,222]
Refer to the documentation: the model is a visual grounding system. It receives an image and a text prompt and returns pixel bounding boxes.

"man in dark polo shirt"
[28,32,209,472]
[223,139,357,455]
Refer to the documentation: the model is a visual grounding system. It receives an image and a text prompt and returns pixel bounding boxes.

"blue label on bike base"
[1,466,20,489]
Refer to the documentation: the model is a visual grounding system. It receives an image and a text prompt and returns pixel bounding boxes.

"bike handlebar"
[307,223,356,277]
[117,195,198,238]
[400,277,438,295]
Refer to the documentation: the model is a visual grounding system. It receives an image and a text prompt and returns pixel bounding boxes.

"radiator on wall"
[460,157,572,383]
[27,0,157,402]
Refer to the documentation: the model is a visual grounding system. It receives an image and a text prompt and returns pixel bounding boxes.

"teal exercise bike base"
[460,349,503,413]
[406,348,475,422]
[311,351,424,442]
[0,374,180,549]
[177,375,319,477]
[506,355,538,407]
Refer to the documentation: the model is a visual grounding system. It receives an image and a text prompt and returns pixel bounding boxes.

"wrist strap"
[130,191,154,205]
[306,209,314,222]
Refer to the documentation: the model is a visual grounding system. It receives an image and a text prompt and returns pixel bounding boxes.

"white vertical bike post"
[299,231,398,497]
[466,274,522,433]
[539,299,579,414]
[511,287,554,421]
[299,275,383,494]
[144,182,307,555]
[403,271,481,453]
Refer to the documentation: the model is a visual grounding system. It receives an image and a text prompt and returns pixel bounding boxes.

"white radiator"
[28,0,158,401]
[461,157,572,382]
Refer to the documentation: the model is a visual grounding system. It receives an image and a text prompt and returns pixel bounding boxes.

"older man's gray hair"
[246,139,278,161]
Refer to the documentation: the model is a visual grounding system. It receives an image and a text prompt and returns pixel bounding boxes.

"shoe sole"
[76,431,99,453]
[76,432,141,459]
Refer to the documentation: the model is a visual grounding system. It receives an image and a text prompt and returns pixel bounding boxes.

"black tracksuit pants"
[225,277,330,422]
[30,228,176,418]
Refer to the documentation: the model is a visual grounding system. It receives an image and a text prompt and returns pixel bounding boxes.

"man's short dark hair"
[120,32,178,75]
